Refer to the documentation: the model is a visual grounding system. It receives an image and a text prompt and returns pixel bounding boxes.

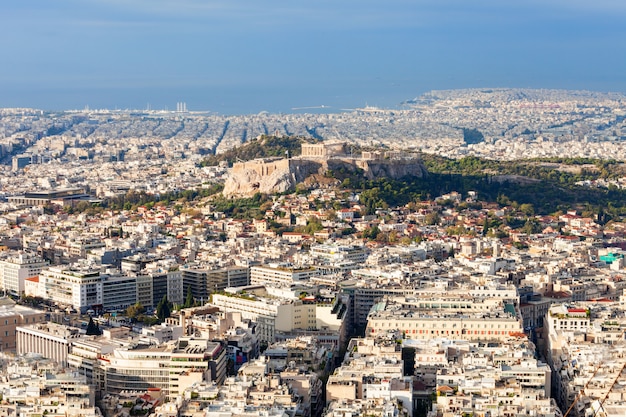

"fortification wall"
[231,158,291,177]
[223,143,428,197]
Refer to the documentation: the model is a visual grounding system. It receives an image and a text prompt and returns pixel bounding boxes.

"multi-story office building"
[310,244,368,265]
[250,264,319,288]
[211,292,346,344]
[101,274,137,312]
[165,270,184,306]
[182,266,249,301]
[0,252,48,296]
[104,337,226,400]
[23,325,226,401]
[34,265,182,313]
[152,272,168,306]
[341,283,417,328]
[38,266,103,312]
[136,274,153,308]
[366,295,523,342]
[67,337,118,397]
[134,271,183,309]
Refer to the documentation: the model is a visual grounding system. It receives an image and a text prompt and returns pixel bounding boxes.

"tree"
[184,287,194,308]
[424,212,441,225]
[519,203,535,216]
[86,317,102,336]
[482,217,489,236]
[156,295,172,322]
[521,218,542,235]
[362,225,380,240]
[304,217,323,234]
[126,302,145,320]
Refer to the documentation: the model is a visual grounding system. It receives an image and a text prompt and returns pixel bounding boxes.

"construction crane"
[591,361,626,417]
[563,360,626,417]
[563,361,604,417]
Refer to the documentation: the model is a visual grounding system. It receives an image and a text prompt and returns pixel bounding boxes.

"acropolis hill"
[222,142,428,197]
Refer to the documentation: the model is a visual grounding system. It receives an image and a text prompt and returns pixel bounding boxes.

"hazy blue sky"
[2,0,626,114]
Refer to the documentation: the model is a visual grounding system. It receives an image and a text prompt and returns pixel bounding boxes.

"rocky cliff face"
[222,157,427,197]
[223,159,322,197]
[359,159,429,180]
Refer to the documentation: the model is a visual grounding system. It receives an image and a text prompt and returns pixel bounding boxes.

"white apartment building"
[250,264,320,287]
[0,364,97,417]
[501,359,552,397]
[35,266,173,313]
[326,338,405,406]
[211,293,336,343]
[367,296,523,342]
[210,293,276,342]
[310,244,368,264]
[0,252,48,296]
[38,266,103,312]
[405,336,555,417]
[544,301,626,415]
[324,398,399,417]
[545,304,591,334]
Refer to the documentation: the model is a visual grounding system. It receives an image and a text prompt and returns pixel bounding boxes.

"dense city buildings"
[2,89,626,416]
[1,89,626,206]
[1,178,625,416]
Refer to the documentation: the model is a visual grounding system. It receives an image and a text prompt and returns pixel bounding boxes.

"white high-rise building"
[0,252,48,296]
[37,266,142,313]
[39,266,103,312]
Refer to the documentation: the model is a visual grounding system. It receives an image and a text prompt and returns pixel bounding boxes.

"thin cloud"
[68,19,154,28]
[85,0,433,30]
